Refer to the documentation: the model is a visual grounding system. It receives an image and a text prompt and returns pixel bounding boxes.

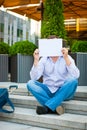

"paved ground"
[0,121,52,130]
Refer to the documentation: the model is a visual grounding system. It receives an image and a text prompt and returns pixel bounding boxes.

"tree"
[41,0,66,39]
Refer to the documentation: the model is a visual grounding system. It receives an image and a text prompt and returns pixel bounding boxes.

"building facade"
[0,10,40,45]
[65,18,87,40]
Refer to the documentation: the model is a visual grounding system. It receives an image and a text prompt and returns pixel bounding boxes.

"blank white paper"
[39,39,63,57]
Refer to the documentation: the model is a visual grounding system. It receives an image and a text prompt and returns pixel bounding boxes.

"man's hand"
[61,48,71,66]
[61,48,68,58]
[33,49,39,66]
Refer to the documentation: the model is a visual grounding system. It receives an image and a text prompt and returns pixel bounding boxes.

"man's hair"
[47,35,67,47]
[47,35,59,39]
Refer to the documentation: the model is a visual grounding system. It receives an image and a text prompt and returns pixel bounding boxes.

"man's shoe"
[36,106,48,115]
[56,106,64,115]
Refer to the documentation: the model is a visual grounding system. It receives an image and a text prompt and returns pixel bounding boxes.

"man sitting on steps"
[27,35,80,115]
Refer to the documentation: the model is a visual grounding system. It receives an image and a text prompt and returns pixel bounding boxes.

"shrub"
[0,42,10,54]
[41,0,66,39]
[9,40,37,56]
[71,40,87,52]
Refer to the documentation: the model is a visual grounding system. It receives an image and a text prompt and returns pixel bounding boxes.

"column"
[23,21,26,40]
[4,16,8,43]
[13,18,17,43]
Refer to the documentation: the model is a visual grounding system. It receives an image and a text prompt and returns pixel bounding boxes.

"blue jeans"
[27,78,78,111]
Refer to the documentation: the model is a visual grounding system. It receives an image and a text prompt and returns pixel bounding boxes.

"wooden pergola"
[0,0,87,21]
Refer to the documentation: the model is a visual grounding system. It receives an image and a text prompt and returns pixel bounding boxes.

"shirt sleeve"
[30,58,45,80]
[66,55,80,79]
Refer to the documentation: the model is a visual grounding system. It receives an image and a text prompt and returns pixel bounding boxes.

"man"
[27,36,80,115]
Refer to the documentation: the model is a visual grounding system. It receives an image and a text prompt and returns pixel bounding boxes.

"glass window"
[0,23,4,32]
[17,29,23,37]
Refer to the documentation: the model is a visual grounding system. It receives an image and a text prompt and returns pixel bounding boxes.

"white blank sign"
[39,39,63,57]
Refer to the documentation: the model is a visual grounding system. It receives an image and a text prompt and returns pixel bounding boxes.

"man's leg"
[45,78,78,111]
[27,80,52,106]
[27,80,55,114]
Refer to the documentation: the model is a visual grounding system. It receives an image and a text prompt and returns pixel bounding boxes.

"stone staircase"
[0,85,87,130]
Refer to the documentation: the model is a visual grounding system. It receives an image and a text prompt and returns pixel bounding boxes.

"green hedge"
[71,40,87,52]
[9,40,37,56]
[41,0,66,39]
[0,42,10,54]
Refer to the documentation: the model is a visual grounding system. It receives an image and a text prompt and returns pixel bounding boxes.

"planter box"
[0,54,8,82]
[10,54,33,83]
[70,52,87,86]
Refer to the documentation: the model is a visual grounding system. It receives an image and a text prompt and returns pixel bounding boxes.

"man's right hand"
[33,49,39,66]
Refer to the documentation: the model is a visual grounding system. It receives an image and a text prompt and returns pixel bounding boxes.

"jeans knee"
[69,78,78,91]
[72,78,78,86]
[67,78,78,85]
[27,80,34,91]
[65,78,78,90]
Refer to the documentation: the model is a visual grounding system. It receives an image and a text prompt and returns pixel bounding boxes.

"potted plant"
[0,42,10,82]
[70,40,87,86]
[9,40,37,83]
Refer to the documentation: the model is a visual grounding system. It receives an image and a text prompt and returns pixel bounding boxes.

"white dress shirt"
[30,55,80,93]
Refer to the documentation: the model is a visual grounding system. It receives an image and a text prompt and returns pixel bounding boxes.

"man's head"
[47,35,66,47]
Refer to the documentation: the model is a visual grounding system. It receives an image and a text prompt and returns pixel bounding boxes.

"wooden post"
[40,0,44,21]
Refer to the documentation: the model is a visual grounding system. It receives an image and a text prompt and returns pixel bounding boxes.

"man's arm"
[62,48,71,66]
[62,48,80,78]
[30,49,44,80]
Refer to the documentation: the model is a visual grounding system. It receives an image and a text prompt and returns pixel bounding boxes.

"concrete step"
[0,82,29,96]
[10,95,38,109]
[9,95,87,116]
[0,84,87,130]
[0,121,52,130]
[0,82,87,99]
[0,107,87,130]
[74,86,87,101]
[10,86,87,101]
[9,87,29,96]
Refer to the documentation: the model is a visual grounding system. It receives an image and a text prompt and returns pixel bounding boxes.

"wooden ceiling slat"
[0,0,4,5]
[0,0,87,21]
[0,0,40,7]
